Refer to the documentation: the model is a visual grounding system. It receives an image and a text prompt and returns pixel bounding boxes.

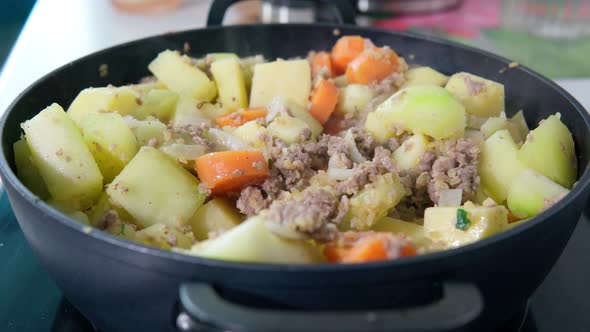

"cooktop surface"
[1,190,589,332]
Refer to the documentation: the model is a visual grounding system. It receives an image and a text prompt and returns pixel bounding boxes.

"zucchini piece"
[507,169,569,218]
[517,114,576,188]
[365,86,466,142]
[106,147,206,228]
[445,72,505,117]
[148,50,216,102]
[22,104,102,210]
[13,139,50,199]
[80,112,139,183]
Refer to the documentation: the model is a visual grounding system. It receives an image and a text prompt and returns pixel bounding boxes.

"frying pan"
[1,1,589,331]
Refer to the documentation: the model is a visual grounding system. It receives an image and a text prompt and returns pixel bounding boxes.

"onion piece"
[160,144,206,162]
[208,128,251,151]
[438,189,463,207]
[265,96,291,123]
[344,129,366,164]
[327,167,355,181]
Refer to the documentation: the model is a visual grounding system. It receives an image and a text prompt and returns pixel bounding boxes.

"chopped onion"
[327,167,355,181]
[160,144,206,162]
[265,96,291,122]
[208,128,251,151]
[264,220,308,240]
[438,189,463,207]
[344,129,366,164]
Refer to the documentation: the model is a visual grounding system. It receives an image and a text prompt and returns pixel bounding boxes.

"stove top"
[1,189,589,332]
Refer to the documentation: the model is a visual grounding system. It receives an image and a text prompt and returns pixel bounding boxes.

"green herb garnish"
[118,223,126,236]
[456,208,472,231]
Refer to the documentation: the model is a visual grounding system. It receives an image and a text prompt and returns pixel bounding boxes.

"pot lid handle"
[177,281,483,332]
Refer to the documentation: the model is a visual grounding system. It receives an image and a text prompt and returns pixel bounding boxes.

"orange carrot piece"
[324,232,416,264]
[311,51,334,77]
[195,151,269,195]
[309,79,339,125]
[331,36,368,75]
[216,107,267,128]
[345,47,400,85]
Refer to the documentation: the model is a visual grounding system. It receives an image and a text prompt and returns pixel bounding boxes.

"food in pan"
[14,36,577,264]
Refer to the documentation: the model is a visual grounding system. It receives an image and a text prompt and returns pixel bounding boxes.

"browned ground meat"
[266,188,339,242]
[236,186,270,216]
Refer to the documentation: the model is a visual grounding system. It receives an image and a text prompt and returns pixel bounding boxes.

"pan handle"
[206,0,357,26]
[176,281,483,332]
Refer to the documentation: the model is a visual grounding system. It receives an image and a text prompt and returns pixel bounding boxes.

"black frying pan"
[1,2,589,332]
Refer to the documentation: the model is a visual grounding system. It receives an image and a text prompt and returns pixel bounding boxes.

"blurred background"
[1,0,588,112]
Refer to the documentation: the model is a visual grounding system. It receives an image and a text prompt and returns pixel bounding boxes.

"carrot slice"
[311,51,334,77]
[216,107,267,128]
[309,79,339,125]
[331,36,368,75]
[324,231,416,264]
[195,151,269,195]
[345,47,400,85]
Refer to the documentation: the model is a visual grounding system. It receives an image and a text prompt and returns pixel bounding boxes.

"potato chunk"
[171,95,212,128]
[80,112,139,183]
[13,139,50,199]
[445,72,505,117]
[67,86,141,126]
[210,58,248,112]
[372,217,435,251]
[232,121,268,149]
[106,147,206,228]
[402,67,448,88]
[125,117,166,146]
[478,129,525,203]
[518,114,576,188]
[266,115,310,144]
[249,59,311,108]
[192,216,323,264]
[392,133,429,170]
[134,89,178,122]
[424,204,508,248]
[507,169,569,218]
[189,198,243,240]
[365,86,466,142]
[148,50,216,102]
[22,104,103,210]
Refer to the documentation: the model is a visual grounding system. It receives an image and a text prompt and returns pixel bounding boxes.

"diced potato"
[80,112,139,183]
[344,173,407,230]
[392,134,429,170]
[445,72,505,117]
[148,50,216,102]
[239,55,265,91]
[160,144,206,166]
[402,67,448,88]
[127,118,166,146]
[510,110,529,142]
[68,211,91,225]
[232,121,268,149]
[365,86,466,142]
[67,86,141,126]
[424,204,508,248]
[333,74,348,87]
[189,198,243,240]
[106,147,206,228]
[192,216,323,264]
[372,217,434,251]
[134,89,178,122]
[266,115,310,144]
[507,169,569,218]
[104,219,138,241]
[207,53,239,62]
[22,104,102,210]
[171,95,212,128]
[336,84,375,115]
[517,114,576,188]
[250,59,311,108]
[267,97,322,139]
[135,223,195,250]
[199,102,226,120]
[13,139,50,199]
[210,58,248,112]
[87,192,135,227]
[478,129,526,203]
[480,117,507,139]
[466,114,488,129]
[129,82,160,96]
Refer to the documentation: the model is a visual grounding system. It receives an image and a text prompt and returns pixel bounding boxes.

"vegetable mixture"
[15,36,577,264]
